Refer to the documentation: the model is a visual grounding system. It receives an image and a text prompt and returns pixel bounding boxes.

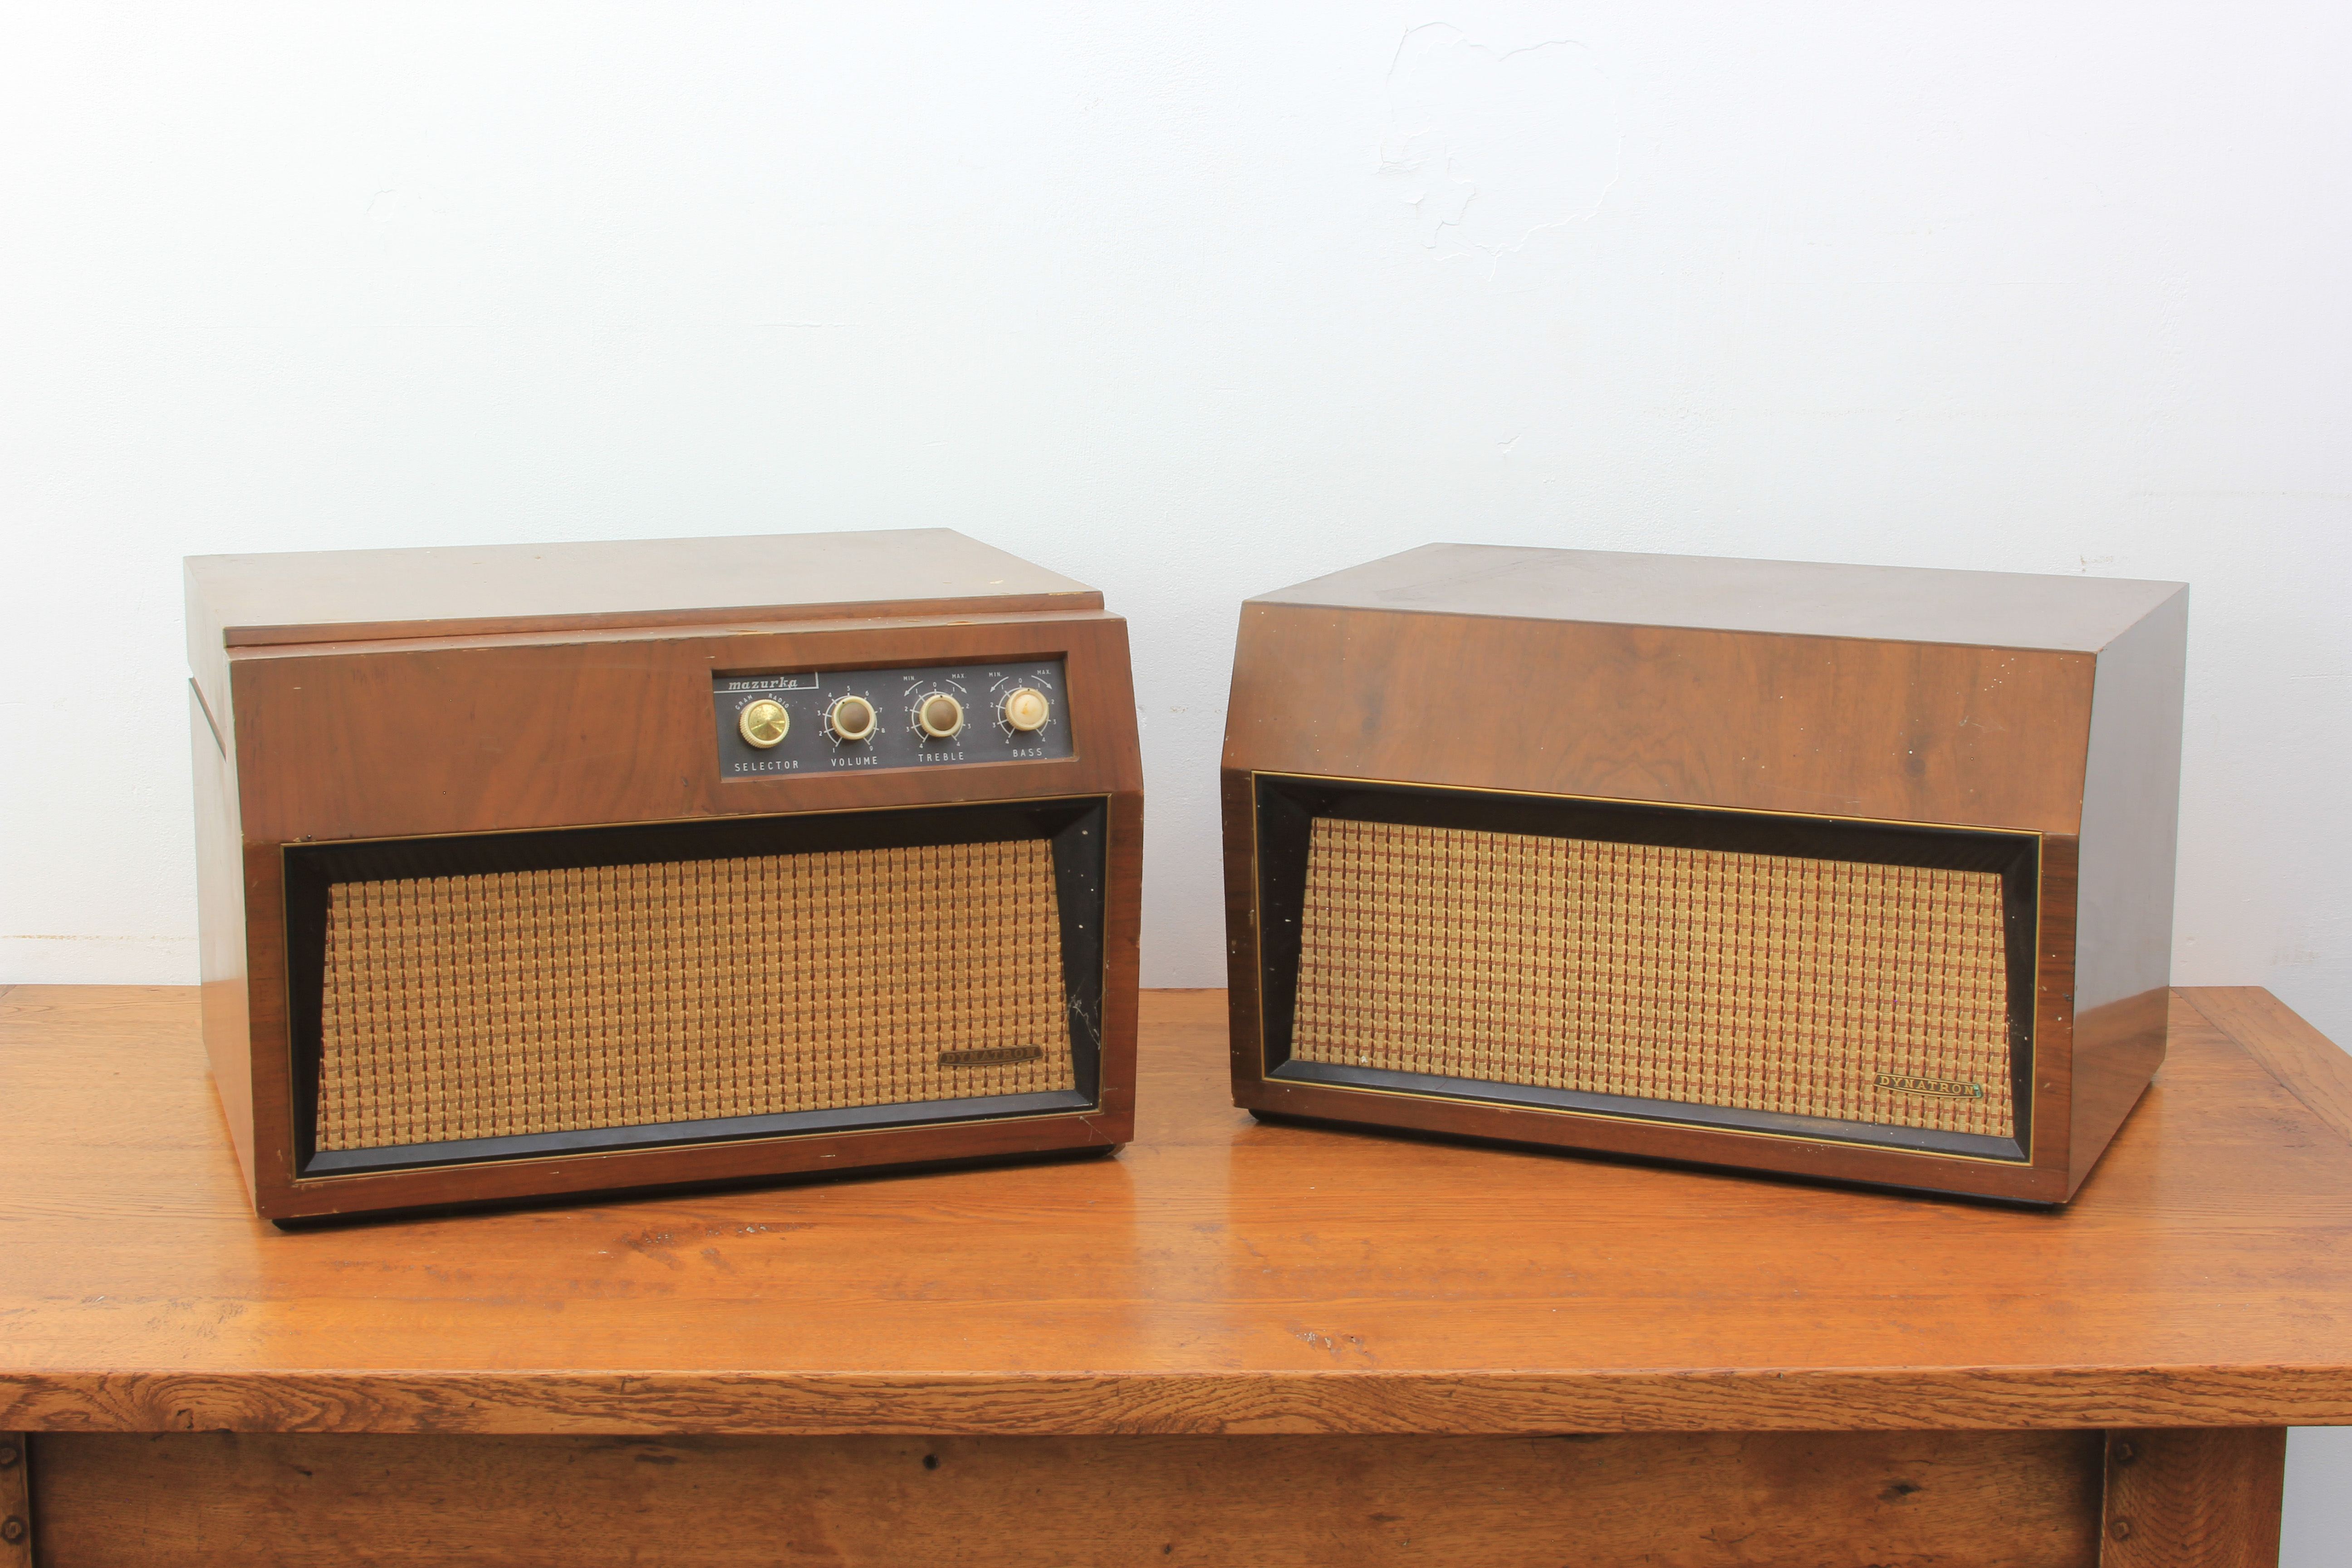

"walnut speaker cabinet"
[188,529,1141,1222]
[1223,546,2187,1204]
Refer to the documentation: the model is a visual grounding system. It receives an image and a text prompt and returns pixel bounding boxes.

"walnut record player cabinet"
[1223,546,2187,1204]
[187,529,1142,1222]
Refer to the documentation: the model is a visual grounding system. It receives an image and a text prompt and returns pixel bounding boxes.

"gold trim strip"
[281,789,1112,851]
[289,1099,1104,1186]
[187,677,226,758]
[1250,768,2050,839]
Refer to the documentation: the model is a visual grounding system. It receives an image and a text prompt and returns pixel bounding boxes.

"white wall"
[2,1,2346,1548]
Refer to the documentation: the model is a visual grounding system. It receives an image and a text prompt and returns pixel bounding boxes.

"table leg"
[2103,1428,2287,1568]
[0,1434,28,1568]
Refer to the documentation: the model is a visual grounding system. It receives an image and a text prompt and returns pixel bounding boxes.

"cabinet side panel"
[2070,592,2187,1194]
[1094,790,1144,1146]
[1220,768,1263,1096]
[1222,605,1274,1097]
[184,562,234,760]
[1068,616,1144,1145]
[188,685,254,1193]
[2030,835,2080,1184]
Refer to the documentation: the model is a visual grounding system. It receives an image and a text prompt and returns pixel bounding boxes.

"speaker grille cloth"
[317,838,1074,1152]
[1294,818,2013,1137]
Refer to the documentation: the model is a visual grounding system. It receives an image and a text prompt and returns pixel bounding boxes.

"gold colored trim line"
[1244,769,2044,1169]
[280,790,1120,1185]
[1248,768,2049,839]
[713,651,1071,681]
[941,1045,1048,1067]
[187,676,227,757]
[1275,1073,2032,1166]
[2028,829,2045,1166]
[292,1101,1107,1186]
[278,789,1113,851]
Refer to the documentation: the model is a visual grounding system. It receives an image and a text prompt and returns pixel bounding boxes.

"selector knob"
[914,692,965,740]
[1000,686,1051,733]
[826,695,877,743]
[738,699,789,749]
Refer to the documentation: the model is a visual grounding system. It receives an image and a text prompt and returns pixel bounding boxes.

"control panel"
[713,660,1073,780]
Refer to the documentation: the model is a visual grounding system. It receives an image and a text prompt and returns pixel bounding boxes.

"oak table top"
[2,985,2349,1437]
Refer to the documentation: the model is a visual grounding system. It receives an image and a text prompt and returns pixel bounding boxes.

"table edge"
[2180,986,2352,1145]
[5,1366,2352,1437]
[5,986,2349,1436]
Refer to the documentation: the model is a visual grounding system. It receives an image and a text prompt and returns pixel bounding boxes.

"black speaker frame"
[1250,774,2039,1163]
[284,796,1111,1177]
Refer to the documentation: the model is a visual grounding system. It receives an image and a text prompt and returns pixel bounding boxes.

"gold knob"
[738,699,789,749]
[827,695,877,743]
[915,692,964,740]
[1000,687,1051,733]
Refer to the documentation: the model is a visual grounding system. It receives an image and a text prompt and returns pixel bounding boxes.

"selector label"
[711,659,1073,781]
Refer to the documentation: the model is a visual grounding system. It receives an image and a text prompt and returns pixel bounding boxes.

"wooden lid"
[186,529,1101,648]
[1252,544,2184,652]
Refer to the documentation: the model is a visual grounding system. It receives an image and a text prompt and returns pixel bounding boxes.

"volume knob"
[1000,687,1051,733]
[827,695,877,743]
[915,692,965,740]
[738,699,789,749]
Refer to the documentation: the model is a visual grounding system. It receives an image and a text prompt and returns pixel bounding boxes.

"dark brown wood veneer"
[1222,545,2188,1203]
[186,529,1143,1221]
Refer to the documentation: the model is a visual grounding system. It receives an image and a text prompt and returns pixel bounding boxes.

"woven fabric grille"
[1293,818,2014,1137]
[316,838,1074,1152]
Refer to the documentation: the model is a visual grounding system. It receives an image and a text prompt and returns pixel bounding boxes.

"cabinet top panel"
[187,529,1100,648]
[1252,544,2182,653]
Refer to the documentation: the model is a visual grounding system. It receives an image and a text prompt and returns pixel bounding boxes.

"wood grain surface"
[1252,542,2181,653]
[0,1433,28,1568]
[1220,567,2186,1204]
[0,987,2349,1436]
[204,601,1144,1219]
[186,528,1101,650]
[1221,603,2102,834]
[29,1429,2103,1568]
[2187,988,2352,1144]
[2102,1428,2287,1568]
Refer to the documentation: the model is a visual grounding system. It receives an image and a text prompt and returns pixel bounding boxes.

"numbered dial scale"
[713,660,1073,779]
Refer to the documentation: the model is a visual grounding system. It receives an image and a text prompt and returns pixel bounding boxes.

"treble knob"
[737,699,789,749]
[999,687,1051,733]
[914,692,965,740]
